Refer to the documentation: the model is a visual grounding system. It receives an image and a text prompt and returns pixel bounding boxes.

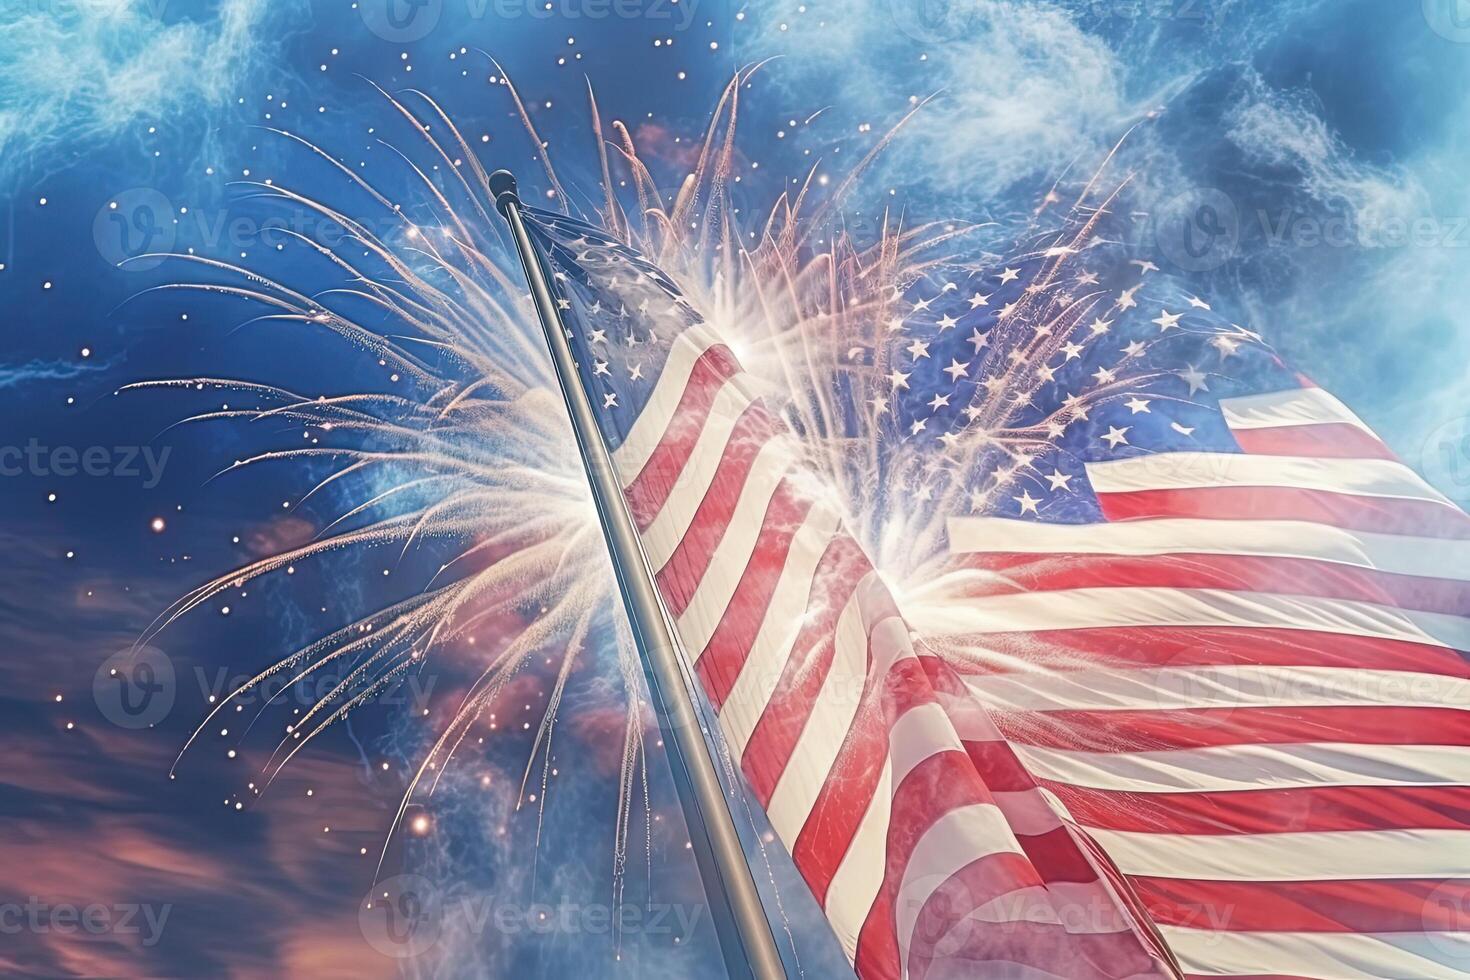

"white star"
[969,291,991,308]
[870,395,889,416]
[588,300,603,315]
[1121,340,1146,358]
[928,393,950,410]
[557,298,571,310]
[1037,363,1057,383]
[999,267,1021,283]
[936,314,958,331]
[1115,286,1139,311]
[588,328,607,345]
[1076,271,1100,286]
[628,363,644,381]
[1130,259,1160,274]
[911,296,933,312]
[886,316,906,334]
[944,358,971,382]
[603,392,619,409]
[910,418,927,435]
[1044,469,1073,491]
[968,489,987,512]
[1089,317,1112,336]
[1102,425,1131,448]
[1179,365,1209,395]
[1093,366,1117,385]
[998,301,1018,319]
[938,430,961,450]
[1187,295,1211,310]
[1061,341,1084,361]
[593,360,610,376]
[1153,310,1183,332]
[1013,490,1041,515]
[1171,421,1197,436]
[906,339,931,360]
[888,369,911,391]
[1211,334,1241,358]
[1125,396,1152,414]
[967,328,989,353]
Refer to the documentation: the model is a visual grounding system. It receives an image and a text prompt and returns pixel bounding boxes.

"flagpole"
[490,171,786,980]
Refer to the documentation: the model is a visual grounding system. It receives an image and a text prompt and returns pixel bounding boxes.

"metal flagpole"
[490,170,786,980]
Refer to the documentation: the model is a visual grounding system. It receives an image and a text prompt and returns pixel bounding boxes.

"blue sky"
[2,1,1469,976]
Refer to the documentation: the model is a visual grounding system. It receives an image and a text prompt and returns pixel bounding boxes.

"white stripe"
[610,323,720,486]
[640,382,755,568]
[1161,926,1470,980]
[676,440,792,656]
[718,526,848,761]
[915,587,1470,651]
[825,758,892,961]
[1014,741,1470,794]
[895,803,1024,969]
[1085,451,1454,506]
[1090,827,1470,881]
[1220,386,1375,435]
[961,665,1470,713]
[766,611,908,841]
[946,516,1470,583]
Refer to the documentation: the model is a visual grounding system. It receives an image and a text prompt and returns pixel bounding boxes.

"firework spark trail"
[127,61,1255,960]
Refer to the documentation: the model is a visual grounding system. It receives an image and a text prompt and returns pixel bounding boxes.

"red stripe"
[1096,486,1470,539]
[652,402,784,616]
[737,537,872,803]
[1134,876,1470,934]
[1231,423,1397,461]
[945,626,1470,679]
[1003,706,1470,752]
[1050,784,1470,836]
[955,551,1470,617]
[694,480,815,706]
[624,343,741,528]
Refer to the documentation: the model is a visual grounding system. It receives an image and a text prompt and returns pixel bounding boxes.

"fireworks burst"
[125,62,1215,917]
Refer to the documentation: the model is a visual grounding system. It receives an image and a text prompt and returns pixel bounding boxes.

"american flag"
[520,202,1469,980]
[880,216,1470,980]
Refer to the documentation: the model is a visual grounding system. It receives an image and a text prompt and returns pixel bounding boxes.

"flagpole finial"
[489,170,520,217]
